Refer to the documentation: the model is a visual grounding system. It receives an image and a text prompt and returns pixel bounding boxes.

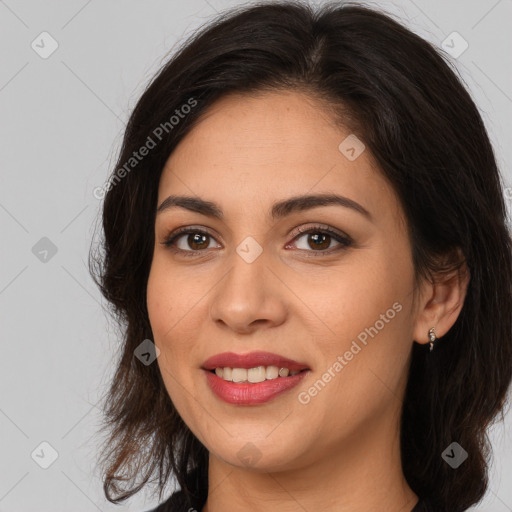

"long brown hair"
[89,2,512,510]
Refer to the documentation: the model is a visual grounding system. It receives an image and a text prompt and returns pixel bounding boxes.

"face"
[147,90,420,472]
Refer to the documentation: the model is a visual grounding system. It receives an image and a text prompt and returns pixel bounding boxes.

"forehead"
[157,90,399,222]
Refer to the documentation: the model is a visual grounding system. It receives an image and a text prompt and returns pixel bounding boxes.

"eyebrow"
[156,193,372,221]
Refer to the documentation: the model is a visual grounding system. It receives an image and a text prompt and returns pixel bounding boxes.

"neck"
[201,410,418,512]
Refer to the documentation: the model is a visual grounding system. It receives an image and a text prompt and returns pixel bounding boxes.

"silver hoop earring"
[428,327,437,351]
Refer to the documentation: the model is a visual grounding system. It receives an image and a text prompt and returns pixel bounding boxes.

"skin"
[146,90,469,512]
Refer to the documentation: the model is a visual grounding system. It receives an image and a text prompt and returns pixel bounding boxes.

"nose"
[209,247,288,334]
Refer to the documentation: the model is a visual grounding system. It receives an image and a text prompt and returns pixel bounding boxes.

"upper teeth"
[214,366,301,383]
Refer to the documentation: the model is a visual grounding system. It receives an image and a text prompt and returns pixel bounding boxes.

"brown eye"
[162,228,221,254]
[303,232,332,250]
[184,233,210,250]
[290,226,352,254]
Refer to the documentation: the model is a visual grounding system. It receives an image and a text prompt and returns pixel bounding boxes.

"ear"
[412,252,470,346]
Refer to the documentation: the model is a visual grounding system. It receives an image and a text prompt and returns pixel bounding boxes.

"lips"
[201,351,310,373]
[201,351,311,405]
[204,369,309,405]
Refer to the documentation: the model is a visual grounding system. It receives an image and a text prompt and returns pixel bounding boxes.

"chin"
[208,436,308,473]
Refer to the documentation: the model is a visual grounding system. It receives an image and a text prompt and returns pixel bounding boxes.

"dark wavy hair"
[89,1,512,510]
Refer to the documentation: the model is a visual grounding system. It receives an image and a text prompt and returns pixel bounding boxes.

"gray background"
[1,0,511,511]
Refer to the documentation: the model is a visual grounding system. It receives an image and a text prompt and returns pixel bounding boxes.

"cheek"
[146,263,171,339]
[297,253,411,348]
[298,247,414,400]
[147,262,197,415]
[147,256,192,338]
[146,257,209,370]
[146,259,187,366]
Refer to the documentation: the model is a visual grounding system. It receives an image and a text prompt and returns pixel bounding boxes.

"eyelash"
[160,224,353,258]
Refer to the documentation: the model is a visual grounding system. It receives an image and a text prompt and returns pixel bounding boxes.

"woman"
[89,1,512,511]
